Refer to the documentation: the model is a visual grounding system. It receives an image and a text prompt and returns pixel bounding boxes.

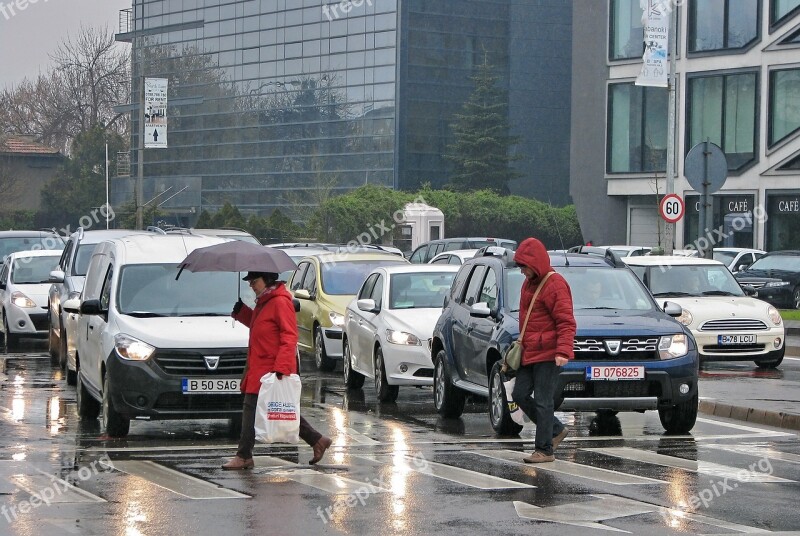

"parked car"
[430,247,699,435]
[69,234,252,437]
[408,237,517,264]
[735,251,800,310]
[0,250,62,350]
[189,227,261,244]
[288,252,409,371]
[599,245,652,257]
[267,243,338,282]
[429,249,479,265]
[47,228,143,374]
[0,230,64,261]
[343,264,459,401]
[713,247,765,273]
[625,256,785,368]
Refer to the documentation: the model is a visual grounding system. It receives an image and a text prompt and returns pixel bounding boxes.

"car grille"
[29,313,49,331]
[700,319,768,331]
[562,380,661,398]
[153,349,247,376]
[702,344,766,354]
[154,392,243,411]
[413,368,434,378]
[573,338,660,361]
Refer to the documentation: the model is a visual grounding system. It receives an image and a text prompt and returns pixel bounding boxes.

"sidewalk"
[698,320,800,431]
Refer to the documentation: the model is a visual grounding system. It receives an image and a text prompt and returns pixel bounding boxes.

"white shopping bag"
[503,377,531,426]
[254,373,301,443]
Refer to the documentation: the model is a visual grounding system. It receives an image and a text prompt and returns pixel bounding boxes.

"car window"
[430,255,448,264]
[300,263,318,293]
[505,268,525,311]
[99,265,113,310]
[359,273,379,300]
[390,271,455,309]
[409,246,426,263]
[370,274,384,308]
[450,265,470,303]
[59,241,73,271]
[462,265,487,306]
[73,243,99,276]
[0,262,8,285]
[11,256,60,284]
[290,262,309,291]
[444,241,464,252]
[478,268,498,310]
[0,236,63,258]
[449,256,461,265]
[647,264,745,297]
[320,259,406,295]
[748,255,800,271]
[432,242,446,258]
[713,250,737,265]
[83,255,108,300]
[558,266,655,310]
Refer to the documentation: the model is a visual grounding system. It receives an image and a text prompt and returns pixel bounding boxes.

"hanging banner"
[144,78,168,148]
[635,0,669,88]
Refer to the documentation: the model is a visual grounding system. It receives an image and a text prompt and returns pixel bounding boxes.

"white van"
[66,234,252,437]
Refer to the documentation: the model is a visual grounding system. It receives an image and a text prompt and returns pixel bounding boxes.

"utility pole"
[664,5,678,255]
[135,74,144,230]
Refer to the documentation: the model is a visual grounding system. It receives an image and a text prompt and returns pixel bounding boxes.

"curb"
[699,400,800,431]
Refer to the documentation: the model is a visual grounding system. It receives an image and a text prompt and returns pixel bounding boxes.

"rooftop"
[0,136,62,156]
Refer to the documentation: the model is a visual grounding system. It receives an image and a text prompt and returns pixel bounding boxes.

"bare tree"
[0,26,129,153]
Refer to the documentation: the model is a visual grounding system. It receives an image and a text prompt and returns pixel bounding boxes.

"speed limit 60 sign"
[659,194,685,223]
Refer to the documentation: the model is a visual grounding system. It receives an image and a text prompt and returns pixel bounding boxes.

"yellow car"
[288,252,409,371]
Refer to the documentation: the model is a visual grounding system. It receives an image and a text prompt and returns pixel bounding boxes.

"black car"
[734,251,800,309]
[430,247,700,435]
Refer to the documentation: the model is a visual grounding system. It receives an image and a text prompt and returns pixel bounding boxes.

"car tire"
[76,371,100,420]
[488,361,523,435]
[658,392,698,434]
[314,326,336,372]
[3,315,19,352]
[793,286,800,310]
[433,349,466,418]
[58,328,68,370]
[343,338,365,389]
[102,374,130,438]
[755,347,785,369]
[374,347,399,403]
[66,367,77,386]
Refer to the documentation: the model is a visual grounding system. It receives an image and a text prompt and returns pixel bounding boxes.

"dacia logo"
[204,355,220,371]
[603,340,622,356]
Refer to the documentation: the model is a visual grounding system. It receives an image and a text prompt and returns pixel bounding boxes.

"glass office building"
[115,0,572,224]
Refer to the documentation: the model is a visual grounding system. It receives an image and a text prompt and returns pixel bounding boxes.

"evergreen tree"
[445,57,522,194]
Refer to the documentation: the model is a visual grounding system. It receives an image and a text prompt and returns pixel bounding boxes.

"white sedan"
[343,264,459,402]
[429,249,479,265]
[624,256,785,368]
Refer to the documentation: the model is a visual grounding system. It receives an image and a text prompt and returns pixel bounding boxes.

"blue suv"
[430,248,700,434]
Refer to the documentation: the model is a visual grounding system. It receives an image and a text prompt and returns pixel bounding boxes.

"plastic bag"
[254,373,301,443]
[503,376,531,425]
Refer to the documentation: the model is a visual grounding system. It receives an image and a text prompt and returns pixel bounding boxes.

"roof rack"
[569,246,624,268]
[475,245,517,266]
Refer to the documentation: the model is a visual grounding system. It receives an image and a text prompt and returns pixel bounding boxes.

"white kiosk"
[394,202,444,253]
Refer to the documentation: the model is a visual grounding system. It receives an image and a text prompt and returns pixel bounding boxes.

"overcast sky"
[0,0,131,88]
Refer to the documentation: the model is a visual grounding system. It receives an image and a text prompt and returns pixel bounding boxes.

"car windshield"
[713,251,737,265]
[747,255,800,272]
[389,272,456,309]
[118,264,253,316]
[0,236,63,258]
[321,259,407,295]
[12,256,60,284]
[646,264,745,297]
[73,244,97,276]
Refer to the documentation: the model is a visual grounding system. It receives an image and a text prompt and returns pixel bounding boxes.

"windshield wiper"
[652,291,694,297]
[581,306,618,310]
[701,290,738,296]
[177,313,229,317]
[125,311,169,318]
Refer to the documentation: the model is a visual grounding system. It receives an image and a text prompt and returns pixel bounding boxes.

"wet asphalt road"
[1,340,799,536]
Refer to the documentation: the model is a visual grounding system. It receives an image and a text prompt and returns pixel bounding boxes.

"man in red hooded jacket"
[222,271,331,469]
[512,238,577,463]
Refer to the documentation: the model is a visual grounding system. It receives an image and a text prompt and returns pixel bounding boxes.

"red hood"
[256,282,293,305]
[514,238,552,282]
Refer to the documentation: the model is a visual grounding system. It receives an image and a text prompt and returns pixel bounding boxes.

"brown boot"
[309,436,332,465]
[523,450,555,463]
[222,456,254,470]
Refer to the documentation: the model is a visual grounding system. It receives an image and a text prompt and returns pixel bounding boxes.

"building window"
[766,193,800,250]
[769,68,800,147]
[687,72,757,171]
[607,83,667,173]
[689,0,759,53]
[772,0,800,26]
[609,0,644,60]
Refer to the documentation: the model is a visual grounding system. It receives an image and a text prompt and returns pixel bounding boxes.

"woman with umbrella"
[223,271,332,469]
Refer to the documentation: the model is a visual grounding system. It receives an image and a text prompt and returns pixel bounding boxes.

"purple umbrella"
[175,240,297,280]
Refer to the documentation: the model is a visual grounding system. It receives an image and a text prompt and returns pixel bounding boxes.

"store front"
[683,194,756,249]
[766,192,800,251]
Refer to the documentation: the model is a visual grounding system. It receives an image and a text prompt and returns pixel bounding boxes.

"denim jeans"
[511,361,565,455]
[236,393,322,459]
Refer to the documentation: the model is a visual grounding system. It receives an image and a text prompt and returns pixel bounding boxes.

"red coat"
[514,238,577,366]
[233,283,298,394]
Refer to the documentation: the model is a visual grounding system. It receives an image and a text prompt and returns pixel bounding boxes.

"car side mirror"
[294,289,312,300]
[80,299,104,316]
[49,270,65,284]
[663,301,682,317]
[740,284,757,297]
[293,298,301,312]
[469,302,492,318]
[63,297,80,314]
[356,298,378,313]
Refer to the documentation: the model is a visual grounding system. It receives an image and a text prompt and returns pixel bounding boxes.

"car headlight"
[329,311,345,327]
[763,281,790,288]
[114,333,155,361]
[676,308,693,326]
[767,306,782,326]
[659,334,688,360]
[11,291,36,308]
[386,329,421,346]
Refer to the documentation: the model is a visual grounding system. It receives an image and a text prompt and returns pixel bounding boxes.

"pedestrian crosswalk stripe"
[9,473,106,503]
[252,455,390,495]
[356,453,535,490]
[473,449,666,485]
[704,443,800,465]
[584,447,795,483]
[111,460,249,499]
